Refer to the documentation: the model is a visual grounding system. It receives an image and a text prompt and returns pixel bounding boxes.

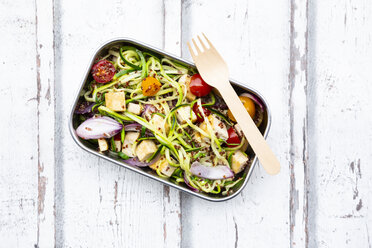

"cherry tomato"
[189,74,212,97]
[226,127,241,147]
[192,103,211,122]
[228,96,256,122]
[91,60,116,83]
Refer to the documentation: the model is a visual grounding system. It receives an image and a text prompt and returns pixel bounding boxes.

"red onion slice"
[124,123,154,137]
[190,162,234,180]
[142,104,157,120]
[123,155,160,167]
[184,174,199,192]
[74,101,95,114]
[212,95,228,110]
[76,116,122,140]
[124,123,142,132]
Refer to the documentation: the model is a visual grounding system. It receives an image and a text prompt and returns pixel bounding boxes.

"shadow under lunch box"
[69,38,271,202]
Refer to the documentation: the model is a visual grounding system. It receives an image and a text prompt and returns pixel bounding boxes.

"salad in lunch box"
[74,46,264,195]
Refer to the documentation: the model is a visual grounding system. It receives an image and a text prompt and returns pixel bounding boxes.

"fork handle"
[220,82,280,175]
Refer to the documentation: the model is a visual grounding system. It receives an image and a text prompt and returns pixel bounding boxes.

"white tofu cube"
[150,114,169,133]
[105,92,126,111]
[193,131,210,146]
[200,115,228,140]
[149,156,176,177]
[114,140,121,152]
[135,140,158,162]
[127,102,141,115]
[98,138,108,152]
[179,74,196,101]
[210,115,228,140]
[196,122,211,144]
[176,106,197,124]
[231,150,249,174]
[121,132,140,157]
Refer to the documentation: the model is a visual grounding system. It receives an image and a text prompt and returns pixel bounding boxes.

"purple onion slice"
[142,104,157,120]
[184,174,199,192]
[76,116,122,140]
[190,162,234,180]
[74,101,95,114]
[212,95,228,110]
[124,123,142,132]
[124,123,154,137]
[123,155,160,167]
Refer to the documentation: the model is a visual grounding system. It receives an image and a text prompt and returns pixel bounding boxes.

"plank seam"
[162,1,182,247]
[34,0,42,246]
[288,0,309,247]
[52,0,57,246]
[34,0,56,245]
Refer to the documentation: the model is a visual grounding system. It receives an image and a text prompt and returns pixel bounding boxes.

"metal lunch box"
[68,38,271,201]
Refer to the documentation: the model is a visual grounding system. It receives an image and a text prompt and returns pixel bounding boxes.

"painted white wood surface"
[0,0,39,247]
[1,0,372,247]
[180,1,291,247]
[54,1,181,247]
[307,0,372,247]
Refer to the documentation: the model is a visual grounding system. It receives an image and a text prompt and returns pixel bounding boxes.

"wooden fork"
[187,33,280,175]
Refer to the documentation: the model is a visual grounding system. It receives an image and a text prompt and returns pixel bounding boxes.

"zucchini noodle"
[75,46,255,195]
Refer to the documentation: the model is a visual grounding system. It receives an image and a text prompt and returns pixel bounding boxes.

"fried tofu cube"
[98,138,108,152]
[149,156,176,177]
[150,114,169,133]
[121,132,140,157]
[105,92,126,111]
[176,106,197,124]
[135,140,158,162]
[231,150,249,174]
[179,74,196,101]
[127,102,141,115]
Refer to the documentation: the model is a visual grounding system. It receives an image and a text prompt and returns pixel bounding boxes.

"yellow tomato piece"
[228,96,256,122]
[141,76,162,96]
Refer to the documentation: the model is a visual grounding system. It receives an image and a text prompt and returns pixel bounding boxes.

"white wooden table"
[1,0,371,247]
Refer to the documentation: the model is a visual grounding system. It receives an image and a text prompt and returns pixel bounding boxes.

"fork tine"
[197,35,207,50]
[202,33,216,50]
[187,42,196,60]
[192,38,202,54]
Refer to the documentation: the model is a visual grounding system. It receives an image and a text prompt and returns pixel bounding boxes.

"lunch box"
[69,38,271,201]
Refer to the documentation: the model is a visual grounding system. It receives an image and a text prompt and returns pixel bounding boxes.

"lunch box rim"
[68,37,272,202]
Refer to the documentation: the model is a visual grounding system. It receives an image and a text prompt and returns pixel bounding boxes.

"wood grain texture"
[307,0,372,246]
[289,0,309,247]
[35,0,56,246]
[2,0,372,247]
[180,0,291,247]
[0,0,39,246]
[162,0,182,247]
[53,0,181,247]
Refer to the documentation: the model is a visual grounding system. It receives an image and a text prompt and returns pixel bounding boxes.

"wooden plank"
[162,0,182,247]
[54,0,181,247]
[35,0,56,246]
[180,0,291,247]
[0,0,39,247]
[307,0,372,246]
[288,0,309,247]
